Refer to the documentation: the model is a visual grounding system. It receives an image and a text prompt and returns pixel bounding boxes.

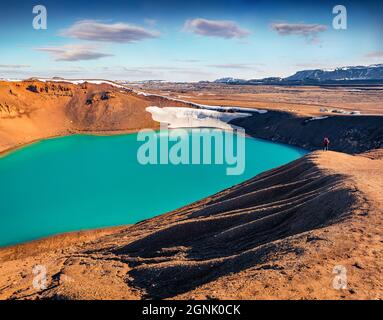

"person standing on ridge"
[323,137,330,151]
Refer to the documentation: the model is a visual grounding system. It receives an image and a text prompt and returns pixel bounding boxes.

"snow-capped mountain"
[214,77,246,84]
[285,64,383,81]
[213,64,383,84]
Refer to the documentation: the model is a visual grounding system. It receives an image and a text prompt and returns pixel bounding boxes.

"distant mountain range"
[212,64,383,85]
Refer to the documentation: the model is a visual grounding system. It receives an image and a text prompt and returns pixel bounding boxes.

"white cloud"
[0,64,30,69]
[208,63,253,69]
[365,51,383,58]
[183,18,250,39]
[61,20,160,43]
[35,44,113,61]
[271,23,327,43]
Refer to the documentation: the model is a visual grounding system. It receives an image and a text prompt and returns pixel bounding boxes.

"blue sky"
[0,0,382,81]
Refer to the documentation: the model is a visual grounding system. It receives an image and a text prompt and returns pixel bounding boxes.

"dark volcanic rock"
[231,111,383,154]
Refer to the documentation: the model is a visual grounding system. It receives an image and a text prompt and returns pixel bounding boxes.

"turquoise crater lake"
[0,130,307,247]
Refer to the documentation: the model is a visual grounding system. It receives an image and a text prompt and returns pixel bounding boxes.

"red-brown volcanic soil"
[0,80,190,154]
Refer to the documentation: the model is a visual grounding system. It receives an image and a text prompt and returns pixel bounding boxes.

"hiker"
[323,137,330,151]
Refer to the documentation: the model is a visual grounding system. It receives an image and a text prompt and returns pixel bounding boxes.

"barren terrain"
[134,83,383,116]
[0,80,382,300]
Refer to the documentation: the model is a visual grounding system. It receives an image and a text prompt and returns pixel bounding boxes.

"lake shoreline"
[2,109,383,158]
[1,107,381,250]
[0,128,306,250]
[0,128,156,157]
[0,226,126,262]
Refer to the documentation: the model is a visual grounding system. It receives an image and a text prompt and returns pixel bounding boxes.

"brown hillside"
[0,80,189,154]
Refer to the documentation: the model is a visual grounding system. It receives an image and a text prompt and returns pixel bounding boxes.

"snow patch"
[131,89,268,114]
[308,116,329,121]
[1,78,23,82]
[319,108,362,115]
[200,105,267,114]
[146,106,252,130]
[35,78,126,89]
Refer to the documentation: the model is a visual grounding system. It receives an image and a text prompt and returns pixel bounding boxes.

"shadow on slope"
[111,154,357,299]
